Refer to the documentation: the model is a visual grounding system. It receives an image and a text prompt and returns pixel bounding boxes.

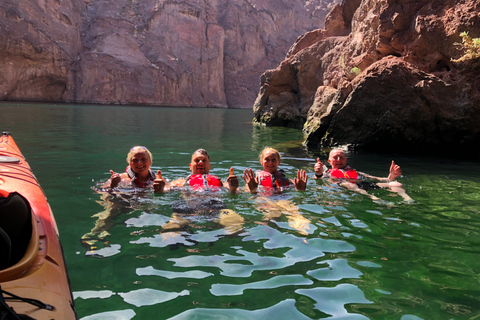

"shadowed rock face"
[253,0,480,155]
[0,0,338,108]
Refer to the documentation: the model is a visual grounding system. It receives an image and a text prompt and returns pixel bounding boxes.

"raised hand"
[388,161,402,181]
[294,169,308,191]
[243,168,259,193]
[226,167,239,194]
[314,158,325,177]
[153,170,166,193]
[109,170,122,188]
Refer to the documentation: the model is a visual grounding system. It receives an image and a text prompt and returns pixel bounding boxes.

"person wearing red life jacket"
[102,146,162,190]
[242,147,308,194]
[154,148,239,194]
[242,147,311,235]
[314,148,413,204]
[156,149,244,234]
[85,146,163,253]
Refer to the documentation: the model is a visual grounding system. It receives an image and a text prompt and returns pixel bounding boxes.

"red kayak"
[0,132,76,319]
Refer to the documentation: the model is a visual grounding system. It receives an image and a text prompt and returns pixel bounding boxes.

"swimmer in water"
[102,146,162,190]
[243,147,312,235]
[242,147,308,194]
[158,149,244,234]
[83,146,164,254]
[153,148,238,194]
[314,148,413,203]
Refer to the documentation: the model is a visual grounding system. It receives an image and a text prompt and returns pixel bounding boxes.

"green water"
[1,103,480,319]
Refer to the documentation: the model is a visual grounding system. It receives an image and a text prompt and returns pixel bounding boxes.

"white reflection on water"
[296,283,372,319]
[74,290,115,300]
[210,274,313,296]
[136,265,214,279]
[168,225,356,278]
[80,309,135,320]
[125,212,170,227]
[119,288,190,307]
[307,259,363,281]
[168,299,312,320]
[85,244,121,258]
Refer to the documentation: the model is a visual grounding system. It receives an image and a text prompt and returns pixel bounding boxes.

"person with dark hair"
[154,148,238,194]
[157,149,244,234]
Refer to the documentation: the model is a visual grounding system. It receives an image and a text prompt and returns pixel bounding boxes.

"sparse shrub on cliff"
[453,31,480,61]
[339,56,362,80]
[350,67,361,78]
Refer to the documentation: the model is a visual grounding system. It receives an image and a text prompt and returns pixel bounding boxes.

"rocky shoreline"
[253,0,480,154]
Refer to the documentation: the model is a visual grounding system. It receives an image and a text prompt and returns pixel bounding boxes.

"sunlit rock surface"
[253,0,480,154]
[0,0,338,108]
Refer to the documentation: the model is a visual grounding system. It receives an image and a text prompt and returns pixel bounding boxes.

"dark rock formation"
[0,0,339,108]
[253,0,480,154]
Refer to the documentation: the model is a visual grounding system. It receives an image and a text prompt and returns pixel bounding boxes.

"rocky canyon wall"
[0,0,338,108]
[253,0,480,155]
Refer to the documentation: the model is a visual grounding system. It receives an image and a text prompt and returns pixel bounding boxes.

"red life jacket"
[257,170,290,189]
[329,167,358,179]
[126,166,156,188]
[185,174,222,191]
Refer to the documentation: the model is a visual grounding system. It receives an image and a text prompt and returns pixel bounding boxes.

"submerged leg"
[217,209,245,234]
[255,197,312,235]
[377,181,414,203]
[162,213,190,231]
[340,181,381,202]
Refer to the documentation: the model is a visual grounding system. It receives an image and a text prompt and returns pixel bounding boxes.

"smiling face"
[328,149,347,169]
[129,151,152,175]
[260,149,280,174]
[190,151,211,174]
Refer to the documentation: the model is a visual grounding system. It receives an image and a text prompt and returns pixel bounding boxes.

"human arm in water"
[294,169,308,191]
[242,168,259,194]
[359,160,403,182]
[153,170,168,193]
[101,170,129,189]
[243,168,308,192]
[314,158,326,178]
[225,167,239,194]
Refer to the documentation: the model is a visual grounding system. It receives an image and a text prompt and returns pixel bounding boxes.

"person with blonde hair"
[243,147,308,193]
[102,146,161,190]
[242,147,311,235]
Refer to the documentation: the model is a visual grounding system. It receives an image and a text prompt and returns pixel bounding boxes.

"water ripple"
[118,288,189,307]
[80,309,135,320]
[307,259,363,281]
[296,283,372,318]
[136,266,214,279]
[168,299,312,320]
[210,274,313,296]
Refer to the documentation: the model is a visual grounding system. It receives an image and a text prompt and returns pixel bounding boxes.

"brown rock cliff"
[253,0,480,154]
[0,0,338,108]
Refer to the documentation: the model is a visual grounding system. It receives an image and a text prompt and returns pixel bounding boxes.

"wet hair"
[259,147,281,162]
[126,146,152,163]
[191,148,210,161]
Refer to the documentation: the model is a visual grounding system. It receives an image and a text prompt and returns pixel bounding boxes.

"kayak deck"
[0,132,76,319]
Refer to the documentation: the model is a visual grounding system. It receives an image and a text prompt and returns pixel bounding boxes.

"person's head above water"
[190,148,211,174]
[259,147,281,174]
[328,148,348,169]
[126,146,153,174]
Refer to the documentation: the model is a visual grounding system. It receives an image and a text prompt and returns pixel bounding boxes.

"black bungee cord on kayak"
[0,285,53,320]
